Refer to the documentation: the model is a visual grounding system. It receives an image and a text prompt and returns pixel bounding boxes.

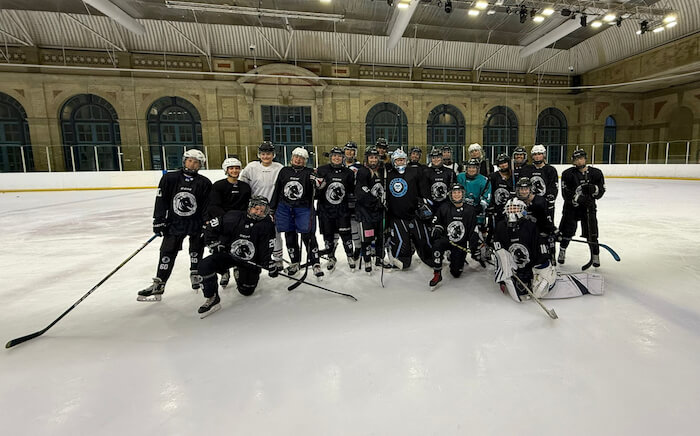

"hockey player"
[468,143,493,177]
[343,141,363,263]
[457,158,490,225]
[206,157,252,287]
[512,146,533,184]
[408,147,425,171]
[487,153,515,222]
[196,196,276,317]
[375,137,390,168]
[493,197,554,302]
[558,149,606,269]
[239,141,284,276]
[529,144,559,222]
[441,145,462,175]
[138,149,212,302]
[316,147,356,271]
[270,147,324,278]
[354,147,386,274]
[424,147,456,214]
[429,184,479,289]
[386,148,436,270]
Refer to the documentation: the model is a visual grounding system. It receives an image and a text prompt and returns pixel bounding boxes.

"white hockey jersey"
[239,161,284,201]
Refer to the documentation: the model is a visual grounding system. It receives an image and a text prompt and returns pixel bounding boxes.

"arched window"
[535,107,568,164]
[427,104,465,161]
[365,102,408,147]
[147,97,203,170]
[483,106,518,162]
[61,94,120,171]
[603,116,616,164]
[261,105,312,166]
[0,92,32,172]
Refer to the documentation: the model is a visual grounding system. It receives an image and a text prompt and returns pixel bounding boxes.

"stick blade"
[548,309,559,320]
[6,330,45,349]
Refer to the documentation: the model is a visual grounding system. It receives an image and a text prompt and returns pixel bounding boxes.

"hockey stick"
[245,259,357,301]
[561,237,620,262]
[6,234,159,349]
[512,274,558,320]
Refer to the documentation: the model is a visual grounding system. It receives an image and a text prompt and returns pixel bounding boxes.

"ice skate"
[220,270,230,288]
[429,270,442,291]
[592,254,600,268]
[286,262,300,275]
[326,256,337,272]
[313,264,324,280]
[137,278,165,302]
[198,294,221,318]
[269,259,283,278]
[365,264,372,276]
[347,255,356,272]
[190,270,201,292]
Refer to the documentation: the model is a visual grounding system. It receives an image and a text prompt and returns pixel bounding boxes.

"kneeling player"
[196,196,276,317]
[429,184,479,289]
[493,198,554,302]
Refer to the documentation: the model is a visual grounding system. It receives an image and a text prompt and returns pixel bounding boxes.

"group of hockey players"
[137,138,606,317]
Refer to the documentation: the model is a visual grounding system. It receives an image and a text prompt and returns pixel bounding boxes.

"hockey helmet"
[247,195,270,221]
[449,183,466,205]
[258,141,275,157]
[410,146,422,155]
[468,143,483,153]
[291,147,309,160]
[504,197,527,225]
[572,149,587,160]
[391,148,408,173]
[182,149,206,173]
[344,141,358,151]
[516,177,533,199]
[375,137,388,149]
[496,153,510,165]
[429,147,442,158]
[531,144,546,155]
[221,157,242,175]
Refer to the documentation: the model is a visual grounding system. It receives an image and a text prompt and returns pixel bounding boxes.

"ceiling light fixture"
[663,14,677,23]
[165,1,345,22]
[542,8,554,16]
[397,0,410,9]
[653,26,664,33]
[468,9,480,17]
[603,14,616,22]
[665,21,678,29]
[591,20,602,28]
[475,1,488,10]
[533,15,545,23]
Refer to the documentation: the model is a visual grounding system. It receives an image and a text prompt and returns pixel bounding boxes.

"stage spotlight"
[580,15,587,27]
[387,0,394,7]
[616,17,622,27]
[445,0,452,13]
[519,5,527,23]
[640,20,648,34]
[561,9,572,17]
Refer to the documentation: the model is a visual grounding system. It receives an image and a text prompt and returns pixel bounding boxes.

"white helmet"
[531,144,546,155]
[391,148,408,174]
[221,157,242,174]
[291,147,309,160]
[504,197,527,225]
[468,143,482,153]
[182,149,206,173]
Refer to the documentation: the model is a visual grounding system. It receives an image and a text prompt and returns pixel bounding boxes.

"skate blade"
[137,295,162,302]
[219,281,229,288]
[315,275,324,281]
[429,283,441,292]
[199,304,221,319]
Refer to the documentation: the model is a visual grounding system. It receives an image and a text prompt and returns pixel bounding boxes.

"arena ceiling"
[0,0,697,77]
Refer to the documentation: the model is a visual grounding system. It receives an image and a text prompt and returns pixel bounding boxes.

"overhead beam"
[520,18,583,58]
[387,0,419,51]
[255,27,284,61]
[0,28,32,47]
[63,14,125,51]
[82,0,146,35]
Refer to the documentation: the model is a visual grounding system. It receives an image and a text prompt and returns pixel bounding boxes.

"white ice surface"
[1,179,700,436]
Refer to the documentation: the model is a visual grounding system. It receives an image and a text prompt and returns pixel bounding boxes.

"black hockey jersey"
[494,218,549,277]
[488,171,514,214]
[424,166,455,209]
[204,210,276,267]
[154,169,212,235]
[513,163,534,184]
[206,179,252,220]
[270,166,316,210]
[432,201,479,249]
[386,166,423,220]
[561,166,606,209]
[354,165,385,223]
[528,164,559,202]
[316,164,355,218]
[525,195,554,235]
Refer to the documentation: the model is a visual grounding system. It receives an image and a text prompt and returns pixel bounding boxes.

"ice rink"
[1,178,700,436]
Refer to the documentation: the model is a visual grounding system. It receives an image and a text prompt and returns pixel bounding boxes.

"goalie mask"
[391,148,408,174]
[247,195,270,221]
[504,197,527,226]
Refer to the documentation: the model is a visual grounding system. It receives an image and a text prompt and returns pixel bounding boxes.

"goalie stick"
[512,274,558,320]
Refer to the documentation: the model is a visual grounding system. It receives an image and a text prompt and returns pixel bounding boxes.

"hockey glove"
[310,174,327,190]
[153,219,168,236]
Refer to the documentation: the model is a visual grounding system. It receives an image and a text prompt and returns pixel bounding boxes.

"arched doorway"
[147,97,203,170]
[0,92,32,172]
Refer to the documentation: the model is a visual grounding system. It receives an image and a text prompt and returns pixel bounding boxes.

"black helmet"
[258,141,275,155]
[516,177,532,189]
[441,145,452,153]
[496,154,510,165]
[247,195,270,221]
[410,146,422,154]
[572,149,587,160]
[375,138,388,149]
[449,183,466,205]
[329,146,343,156]
[344,141,357,151]
[429,147,442,158]
[512,146,527,157]
[365,146,380,158]
[466,158,480,167]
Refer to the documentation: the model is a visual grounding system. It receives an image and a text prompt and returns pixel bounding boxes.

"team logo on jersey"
[230,239,256,260]
[431,182,448,201]
[284,181,304,201]
[370,183,385,202]
[447,221,465,242]
[326,181,346,205]
[495,187,510,205]
[531,175,546,196]
[390,178,408,198]
[172,192,197,217]
[508,243,530,269]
